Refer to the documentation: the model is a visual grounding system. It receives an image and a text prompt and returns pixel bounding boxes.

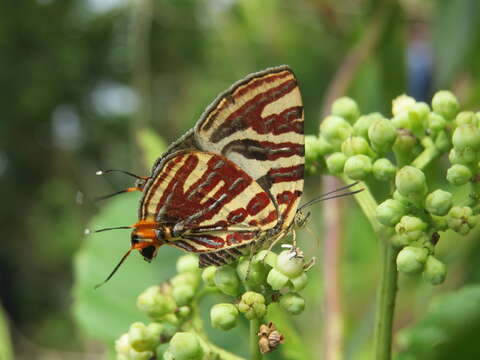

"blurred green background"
[1,0,480,359]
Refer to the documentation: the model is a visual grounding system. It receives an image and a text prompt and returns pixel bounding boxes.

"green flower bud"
[455,111,476,126]
[411,102,430,123]
[275,250,304,278]
[201,266,217,287]
[168,332,204,360]
[331,96,360,124]
[391,112,411,130]
[163,351,175,360]
[425,190,453,216]
[320,115,352,148]
[390,234,409,248]
[267,268,290,290]
[392,101,429,135]
[448,148,477,165]
[162,314,180,326]
[214,266,241,296]
[237,259,267,287]
[447,206,476,235]
[128,349,154,360]
[368,118,397,152]
[452,124,480,151]
[290,273,308,291]
[376,199,406,227]
[396,246,429,274]
[431,90,459,119]
[447,164,472,186]
[372,158,396,181]
[353,113,383,138]
[428,112,447,132]
[341,136,374,157]
[210,303,239,331]
[344,154,372,180]
[116,333,131,356]
[395,166,427,198]
[432,215,448,231]
[326,152,347,174]
[393,129,417,165]
[279,293,305,315]
[238,291,267,320]
[254,250,277,268]
[176,254,200,274]
[147,322,163,338]
[305,135,331,170]
[128,322,159,352]
[137,286,176,319]
[172,284,195,306]
[392,94,416,117]
[171,273,200,290]
[177,306,191,318]
[393,190,411,206]
[395,216,427,243]
[423,256,447,285]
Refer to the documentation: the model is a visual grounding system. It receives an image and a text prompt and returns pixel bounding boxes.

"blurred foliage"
[0,304,14,360]
[1,0,480,358]
[397,285,480,360]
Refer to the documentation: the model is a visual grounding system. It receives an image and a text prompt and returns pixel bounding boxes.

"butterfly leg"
[280,231,304,259]
[304,256,316,271]
[245,241,258,281]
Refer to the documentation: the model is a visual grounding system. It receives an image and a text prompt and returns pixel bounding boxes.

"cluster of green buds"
[115,248,312,359]
[206,248,309,331]
[307,91,480,285]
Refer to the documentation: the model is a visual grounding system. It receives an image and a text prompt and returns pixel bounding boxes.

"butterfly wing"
[194,65,304,230]
[139,150,278,265]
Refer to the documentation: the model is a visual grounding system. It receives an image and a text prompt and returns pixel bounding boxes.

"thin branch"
[322,176,345,360]
[320,0,392,118]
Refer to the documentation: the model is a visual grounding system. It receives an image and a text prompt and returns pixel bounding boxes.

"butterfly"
[92,65,360,286]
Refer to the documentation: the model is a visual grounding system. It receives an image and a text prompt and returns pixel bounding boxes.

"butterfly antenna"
[298,184,364,211]
[84,226,132,235]
[94,187,142,202]
[94,249,133,289]
[96,169,147,181]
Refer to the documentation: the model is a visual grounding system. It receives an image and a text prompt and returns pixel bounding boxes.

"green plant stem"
[190,303,246,360]
[340,175,399,359]
[204,339,247,360]
[373,241,399,360]
[340,176,381,234]
[411,143,439,169]
[250,318,262,360]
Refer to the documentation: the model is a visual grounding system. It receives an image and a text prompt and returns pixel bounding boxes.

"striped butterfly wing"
[194,65,304,230]
[139,150,279,266]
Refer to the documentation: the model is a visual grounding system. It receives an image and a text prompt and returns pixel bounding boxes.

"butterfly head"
[294,210,310,229]
[130,222,168,262]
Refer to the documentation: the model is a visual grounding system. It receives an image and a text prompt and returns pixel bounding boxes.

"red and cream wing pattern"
[139,150,278,255]
[194,65,304,229]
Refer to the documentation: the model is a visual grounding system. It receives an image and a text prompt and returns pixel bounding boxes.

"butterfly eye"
[131,234,140,245]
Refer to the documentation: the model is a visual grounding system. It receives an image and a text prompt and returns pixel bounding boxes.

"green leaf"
[0,304,14,360]
[135,128,168,169]
[267,303,312,360]
[397,285,480,360]
[72,194,178,352]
